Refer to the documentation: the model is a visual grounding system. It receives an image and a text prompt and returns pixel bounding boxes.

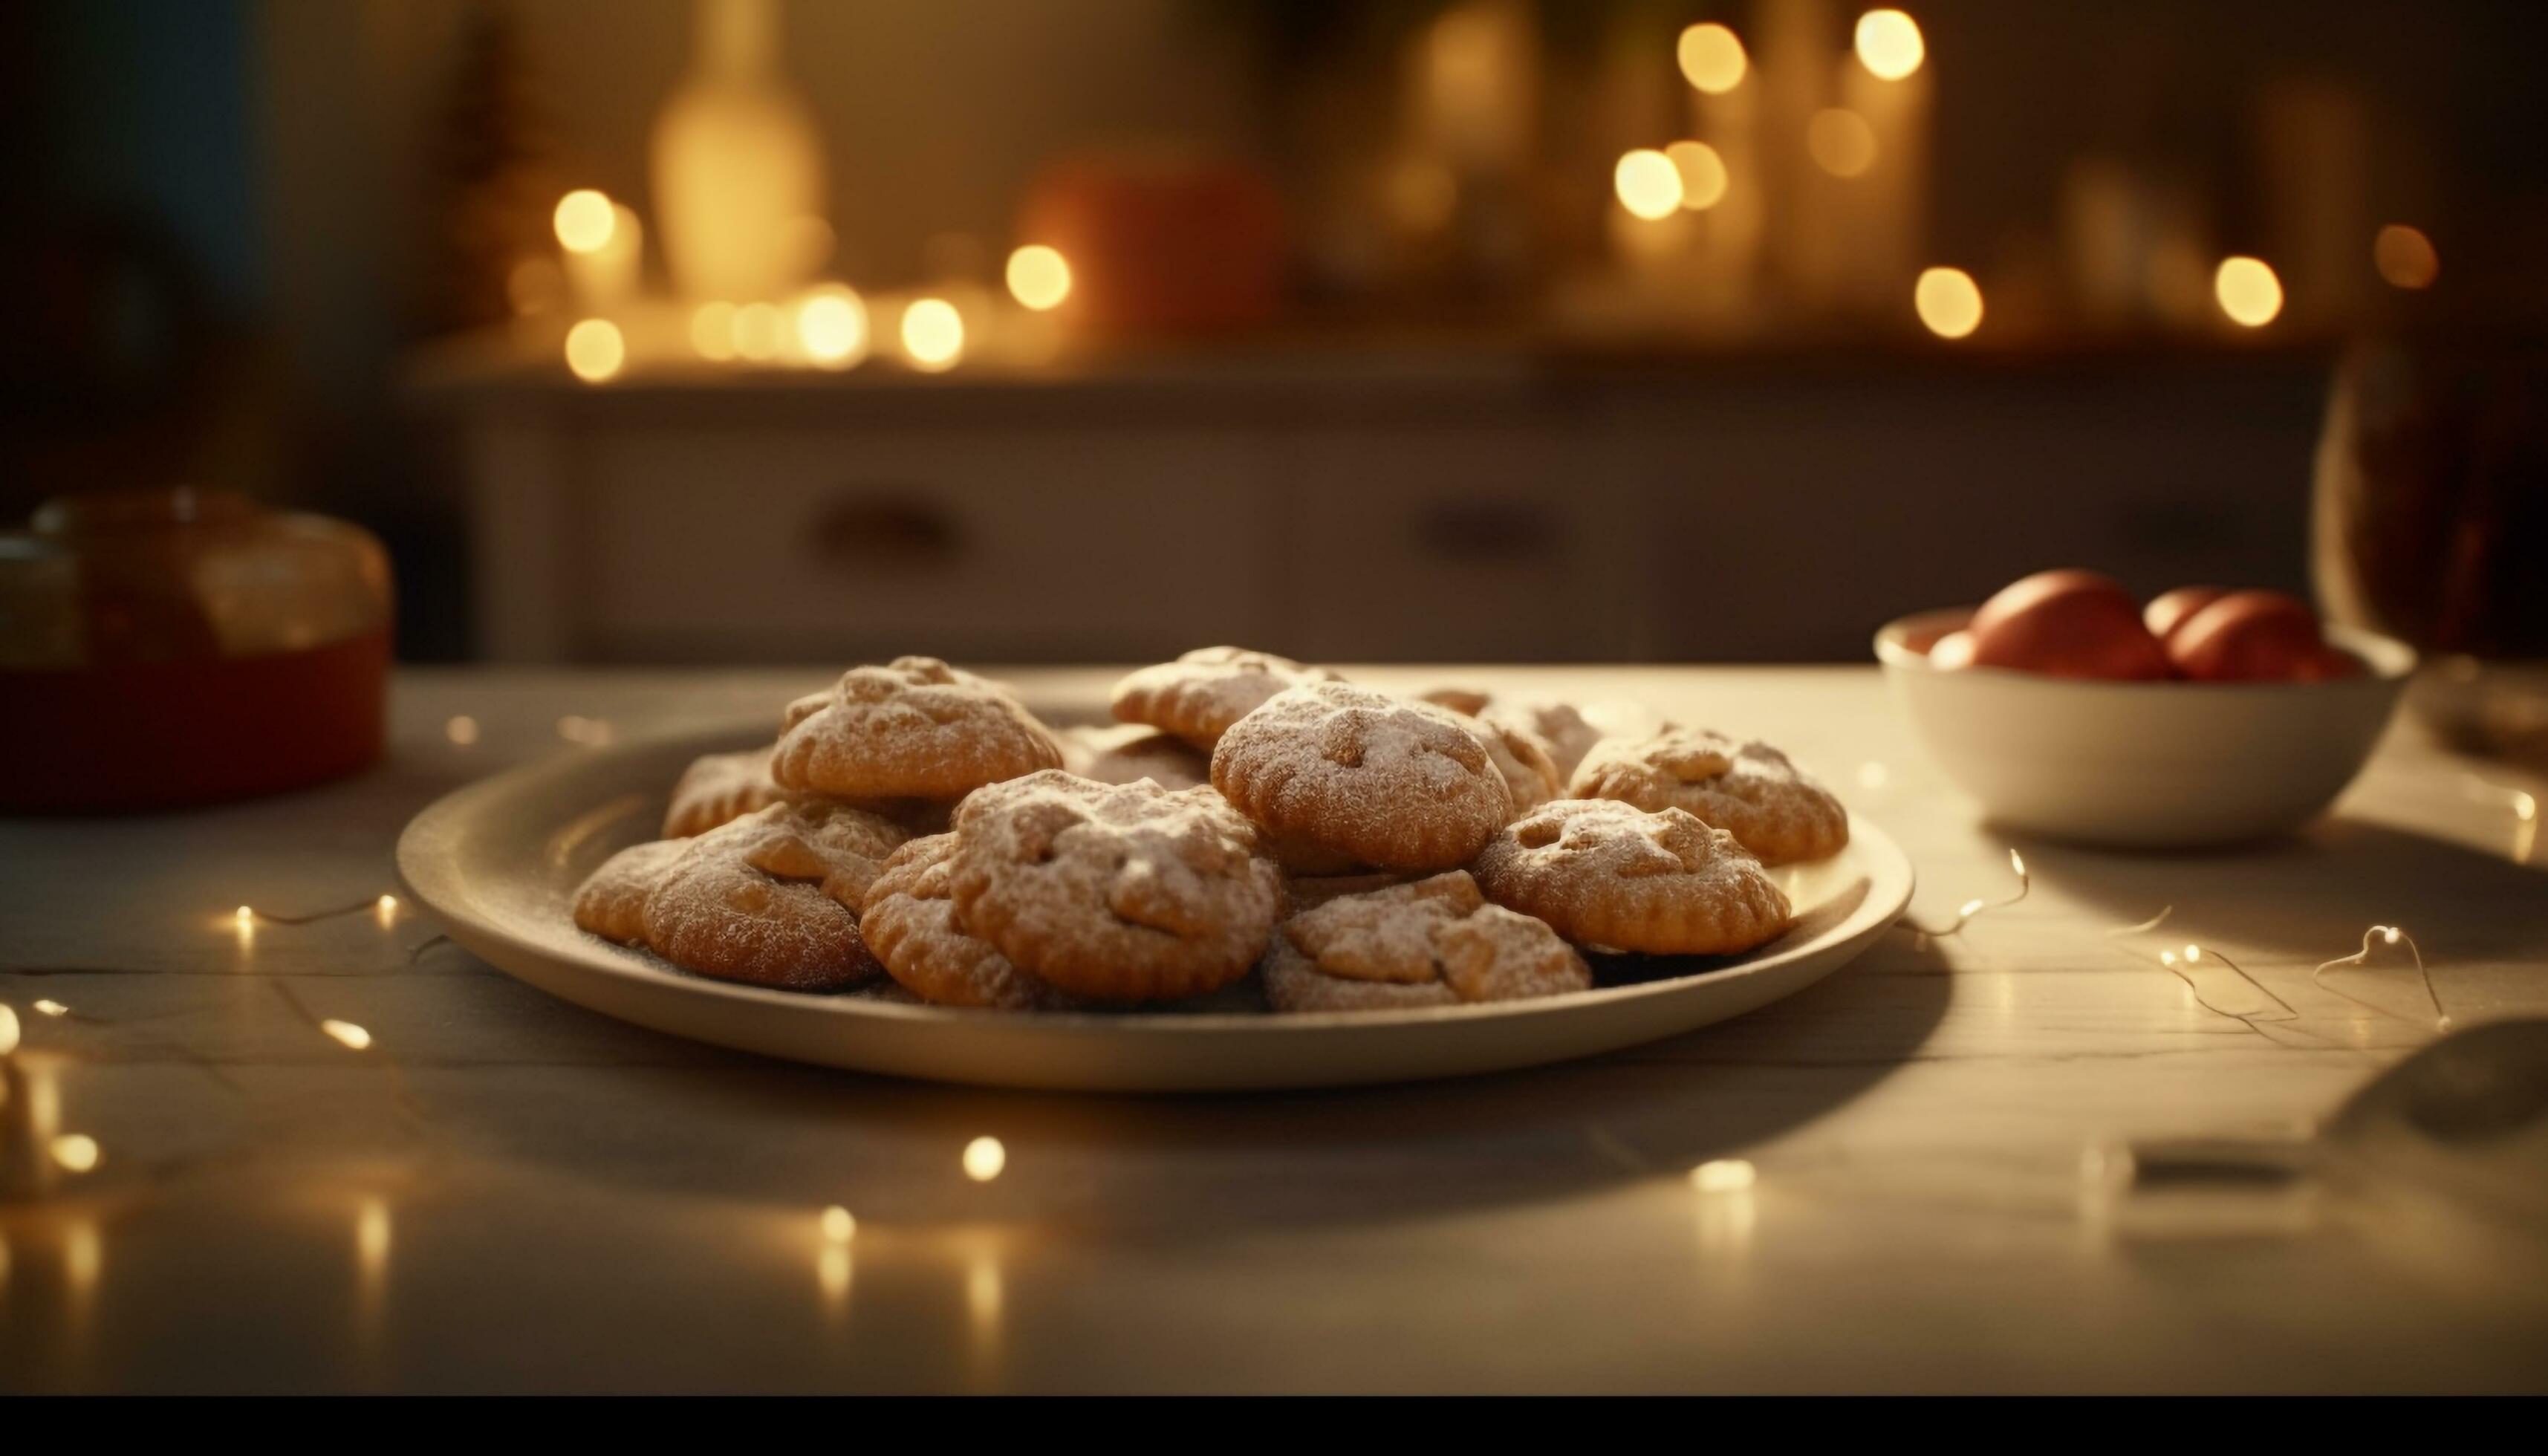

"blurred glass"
[2313,339,2548,763]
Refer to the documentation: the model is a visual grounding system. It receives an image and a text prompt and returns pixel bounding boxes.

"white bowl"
[1873,608,2416,848]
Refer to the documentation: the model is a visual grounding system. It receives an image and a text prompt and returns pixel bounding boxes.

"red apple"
[2145,585,2229,645]
[2167,590,2330,681]
[1969,570,2171,680]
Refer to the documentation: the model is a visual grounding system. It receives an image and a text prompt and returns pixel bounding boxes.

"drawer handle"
[810,495,965,570]
[1412,500,1562,562]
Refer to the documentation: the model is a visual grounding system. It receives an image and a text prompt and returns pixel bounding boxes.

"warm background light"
[732,301,785,360]
[552,189,617,254]
[690,302,738,360]
[563,319,625,381]
[793,285,869,368]
[1677,23,1748,95]
[2214,256,2284,326]
[1914,267,1983,339]
[1613,149,1683,221]
[1807,109,1879,178]
[962,1135,1006,1182]
[1854,10,1926,81]
[1665,141,1729,211]
[901,298,966,371]
[2373,225,2439,290]
[1006,245,1073,311]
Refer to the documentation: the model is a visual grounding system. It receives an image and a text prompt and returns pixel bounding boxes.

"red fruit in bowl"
[2168,590,2330,681]
[2144,586,2229,644]
[1968,570,2171,680]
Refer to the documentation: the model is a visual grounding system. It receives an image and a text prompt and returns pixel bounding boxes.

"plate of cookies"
[398,649,1912,1091]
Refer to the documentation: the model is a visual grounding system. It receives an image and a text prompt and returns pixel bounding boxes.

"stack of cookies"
[572,646,1850,1014]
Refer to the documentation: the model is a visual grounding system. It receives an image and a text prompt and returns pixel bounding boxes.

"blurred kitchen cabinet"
[422,347,2328,665]
[1272,427,1642,661]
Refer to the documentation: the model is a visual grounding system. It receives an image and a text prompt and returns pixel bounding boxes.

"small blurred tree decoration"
[428,0,560,333]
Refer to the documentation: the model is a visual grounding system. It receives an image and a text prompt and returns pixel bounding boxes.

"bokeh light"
[552,189,617,254]
[963,1135,1006,1182]
[901,298,966,371]
[1807,109,1879,178]
[1914,267,1984,339]
[1677,23,1748,95]
[2214,256,2284,326]
[1613,149,1683,221]
[1665,142,1729,211]
[690,302,739,361]
[793,285,870,368]
[1854,10,1926,80]
[733,302,786,361]
[2373,225,2439,290]
[1005,245,1073,311]
[563,319,625,382]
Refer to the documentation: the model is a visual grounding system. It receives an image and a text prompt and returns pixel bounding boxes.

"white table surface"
[3,665,2544,1393]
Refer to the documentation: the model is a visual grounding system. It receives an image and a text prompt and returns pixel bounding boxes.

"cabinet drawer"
[579,429,1275,663]
[1273,429,1625,661]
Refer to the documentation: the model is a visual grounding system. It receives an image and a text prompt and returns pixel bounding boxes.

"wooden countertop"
[3,665,2544,1393]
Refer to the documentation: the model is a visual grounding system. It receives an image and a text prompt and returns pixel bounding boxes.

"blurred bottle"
[2313,339,2548,762]
[651,0,825,306]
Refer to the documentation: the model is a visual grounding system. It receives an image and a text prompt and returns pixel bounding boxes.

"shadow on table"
[475,937,1954,1238]
[1999,815,2548,969]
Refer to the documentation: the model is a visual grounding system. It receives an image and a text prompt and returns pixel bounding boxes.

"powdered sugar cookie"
[1483,699,1603,782]
[663,747,790,837]
[1463,714,1561,816]
[572,839,687,946]
[1472,798,1790,955]
[773,656,1063,801]
[641,845,882,992]
[1063,723,1212,790]
[950,770,1281,1002]
[858,834,1079,1010]
[717,799,907,909]
[1211,682,1512,872]
[1570,729,1847,865]
[1111,646,1341,749]
[1263,870,1590,1011]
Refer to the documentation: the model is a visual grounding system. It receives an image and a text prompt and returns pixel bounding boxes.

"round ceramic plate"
[398,724,1915,1092]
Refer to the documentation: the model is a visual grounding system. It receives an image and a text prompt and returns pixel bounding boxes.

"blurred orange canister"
[1016,152,1284,340]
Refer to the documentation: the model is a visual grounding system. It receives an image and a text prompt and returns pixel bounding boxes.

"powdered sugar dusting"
[1111,646,1342,748]
[572,839,687,945]
[662,747,789,837]
[773,655,1063,799]
[951,770,1281,1001]
[859,834,1080,1010]
[1212,682,1512,872]
[1570,729,1848,865]
[1473,798,1791,955]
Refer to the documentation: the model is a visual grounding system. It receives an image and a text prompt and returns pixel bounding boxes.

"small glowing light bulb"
[564,319,626,383]
[1665,141,1729,211]
[374,894,399,928]
[52,1134,100,1173]
[322,1020,374,1051]
[900,299,966,372]
[0,1004,19,1056]
[1005,245,1073,311]
[820,1206,857,1243]
[793,285,870,368]
[2008,850,2027,877]
[33,1000,67,1018]
[2160,951,2180,967]
[2382,926,2402,945]
[963,1136,1006,1182]
[553,190,617,253]
[1915,267,1984,339]
[2183,945,2203,963]
[445,715,480,747]
[1613,149,1684,221]
[2214,256,2284,327]
[1677,23,1748,95]
[1957,898,1986,918]
[1854,10,1925,81]
[235,906,256,925]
